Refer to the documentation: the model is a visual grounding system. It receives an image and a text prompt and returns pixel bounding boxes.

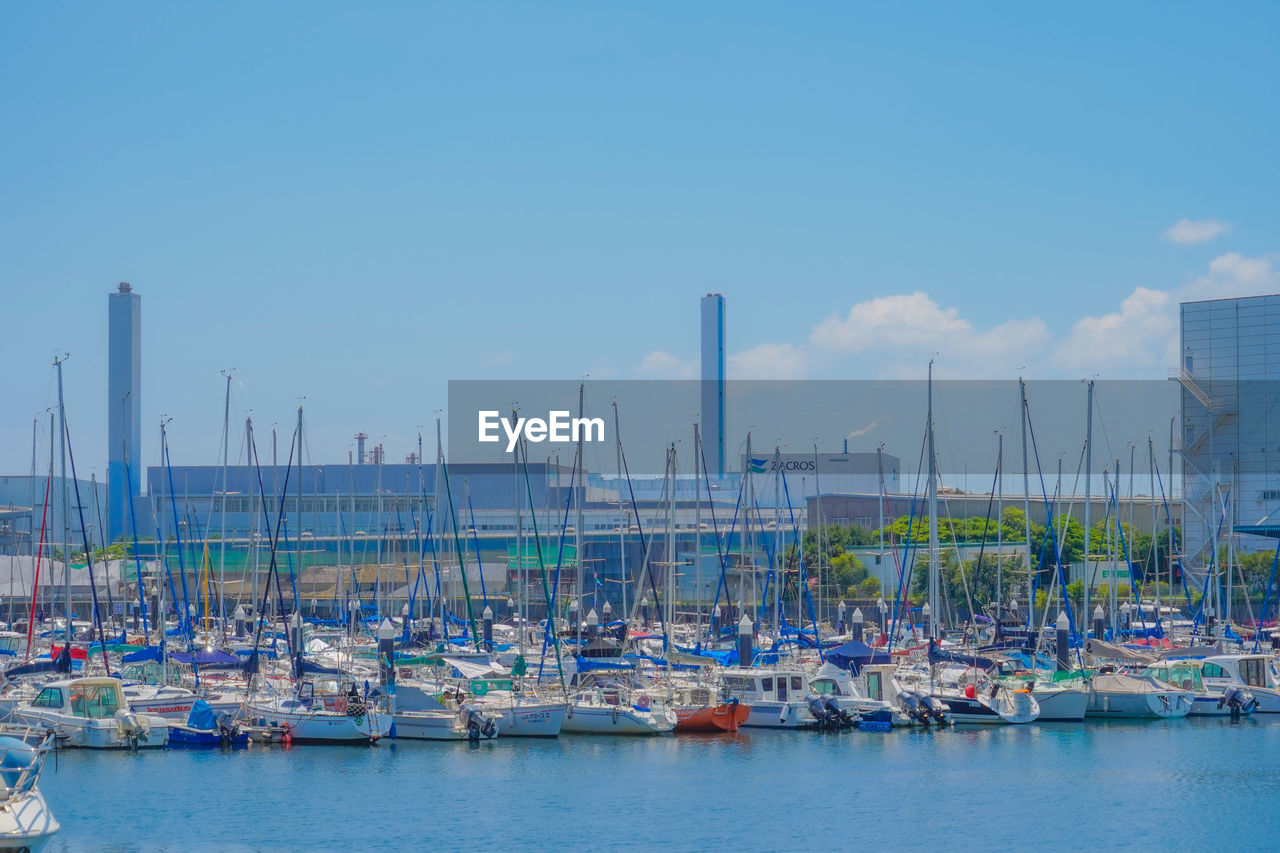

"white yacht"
[245,681,390,744]
[1085,672,1193,719]
[1199,654,1280,713]
[1142,658,1257,717]
[720,668,817,728]
[0,732,59,852]
[11,677,169,749]
[561,686,676,735]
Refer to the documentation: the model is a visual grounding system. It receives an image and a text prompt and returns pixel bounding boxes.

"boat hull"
[392,712,477,741]
[166,725,250,747]
[930,693,1038,724]
[1033,688,1088,722]
[1188,695,1255,717]
[0,790,59,852]
[245,705,389,743]
[562,704,675,735]
[740,701,810,729]
[485,702,565,737]
[1085,690,1192,719]
[674,702,750,733]
[10,711,168,749]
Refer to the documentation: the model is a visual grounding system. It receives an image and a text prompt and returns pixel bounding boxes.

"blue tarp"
[824,640,891,673]
[575,656,634,672]
[121,646,164,664]
[186,699,217,730]
[295,656,344,676]
[927,641,994,670]
[4,645,73,678]
[170,650,240,667]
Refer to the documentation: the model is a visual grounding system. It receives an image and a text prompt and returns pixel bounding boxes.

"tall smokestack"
[108,282,141,542]
[355,432,368,465]
[701,293,725,476]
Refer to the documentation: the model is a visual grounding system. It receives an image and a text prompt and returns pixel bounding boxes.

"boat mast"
[694,422,702,637]
[927,360,939,639]
[612,402,627,629]
[296,404,304,621]
[513,413,525,655]
[55,355,72,648]
[1020,379,1033,622]
[575,383,585,650]
[247,418,258,627]
[1083,379,1093,642]
[218,371,231,635]
[773,446,782,641]
[1149,438,1158,625]
[996,432,1004,612]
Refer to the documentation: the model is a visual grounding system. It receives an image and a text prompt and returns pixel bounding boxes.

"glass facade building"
[1179,294,1280,567]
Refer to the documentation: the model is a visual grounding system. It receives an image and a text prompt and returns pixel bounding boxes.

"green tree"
[830,552,867,594]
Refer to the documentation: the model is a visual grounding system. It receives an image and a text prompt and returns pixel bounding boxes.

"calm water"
[40,718,1280,852]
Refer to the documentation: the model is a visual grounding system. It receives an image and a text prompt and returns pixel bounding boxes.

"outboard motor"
[896,690,925,725]
[461,704,498,740]
[822,696,855,728]
[114,709,149,748]
[920,694,949,725]
[807,696,834,728]
[1218,686,1257,720]
[215,711,240,744]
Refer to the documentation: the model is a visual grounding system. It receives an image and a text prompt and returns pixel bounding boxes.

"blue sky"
[2,2,1278,474]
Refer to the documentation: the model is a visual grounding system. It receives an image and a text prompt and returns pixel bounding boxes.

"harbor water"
[40,717,1280,851]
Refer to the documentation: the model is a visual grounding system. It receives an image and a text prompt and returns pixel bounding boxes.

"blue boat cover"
[825,640,891,673]
[186,699,217,730]
[575,656,634,672]
[294,655,343,676]
[927,641,994,670]
[121,646,164,663]
[170,649,240,666]
[4,645,73,678]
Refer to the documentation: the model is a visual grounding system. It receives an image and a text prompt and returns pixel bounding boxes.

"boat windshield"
[68,684,122,719]
[1145,664,1202,692]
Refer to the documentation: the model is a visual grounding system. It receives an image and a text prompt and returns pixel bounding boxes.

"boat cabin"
[1141,661,1204,693]
[29,678,126,720]
[1200,655,1275,690]
[721,669,809,704]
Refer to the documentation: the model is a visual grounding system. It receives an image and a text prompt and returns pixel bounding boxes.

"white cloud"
[639,251,1279,382]
[635,350,697,379]
[1053,286,1177,372]
[809,292,1049,373]
[1053,251,1278,374]
[727,342,809,379]
[1164,218,1230,245]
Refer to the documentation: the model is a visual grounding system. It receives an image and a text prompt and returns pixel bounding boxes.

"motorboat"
[1085,672,1193,719]
[10,677,168,749]
[244,682,390,744]
[670,684,750,733]
[719,668,818,729]
[390,680,565,737]
[1143,660,1256,718]
[808,662,913,727]
[561,686,676,735]
[167,699,251,748]
[1199,654,1280,713]
[899,664,1039,724]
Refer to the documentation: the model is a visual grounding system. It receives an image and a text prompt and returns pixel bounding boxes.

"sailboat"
[914,364,1039,725]
[0,732,59,852]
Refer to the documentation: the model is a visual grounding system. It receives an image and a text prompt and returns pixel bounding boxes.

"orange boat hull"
[674,702,751,733]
